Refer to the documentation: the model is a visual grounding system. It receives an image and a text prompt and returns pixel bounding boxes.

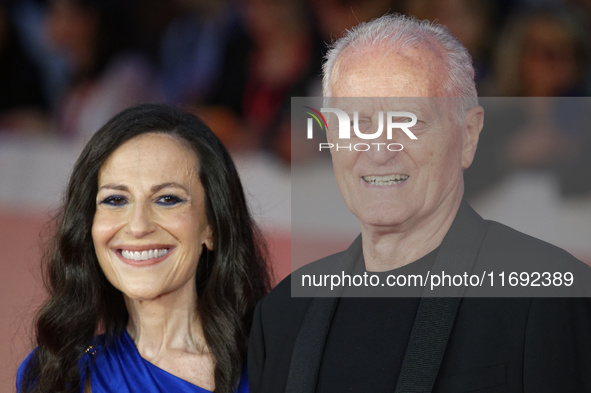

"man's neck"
[360,198,462,271]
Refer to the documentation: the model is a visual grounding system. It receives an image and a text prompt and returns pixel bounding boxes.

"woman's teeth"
[121,249,169,261]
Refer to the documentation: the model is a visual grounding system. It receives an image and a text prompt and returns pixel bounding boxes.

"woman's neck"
[123,280,216,390]
[124,281,208,360]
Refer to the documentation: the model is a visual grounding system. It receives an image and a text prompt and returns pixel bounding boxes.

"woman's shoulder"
[235,364,249,393]
[16,334,110,392]
[16,348,37,392]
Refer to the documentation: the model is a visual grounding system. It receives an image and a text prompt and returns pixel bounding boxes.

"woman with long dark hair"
[17,103,271,393]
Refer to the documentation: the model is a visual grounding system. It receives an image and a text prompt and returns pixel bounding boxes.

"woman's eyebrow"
[150,182,189,193]
[98,183,129,192]
[97,183,189,193]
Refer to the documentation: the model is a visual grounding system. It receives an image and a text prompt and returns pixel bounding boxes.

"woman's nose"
[126,203,155,237]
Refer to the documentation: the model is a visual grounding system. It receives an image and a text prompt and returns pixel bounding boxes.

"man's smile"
[362,174,410,186]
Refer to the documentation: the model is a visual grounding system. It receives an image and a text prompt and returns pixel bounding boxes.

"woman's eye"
[100,195,127,206]
[156,195,184,206]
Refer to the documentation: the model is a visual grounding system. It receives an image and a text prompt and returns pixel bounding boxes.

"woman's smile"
[117,247,174,266]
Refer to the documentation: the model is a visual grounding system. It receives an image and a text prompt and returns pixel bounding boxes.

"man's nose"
[126,203,156,237]
[360,130,404,164]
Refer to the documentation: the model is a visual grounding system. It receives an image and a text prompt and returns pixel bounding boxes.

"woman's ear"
[204,225,214,251]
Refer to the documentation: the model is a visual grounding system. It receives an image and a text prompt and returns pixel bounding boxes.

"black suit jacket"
[249,202,591,393]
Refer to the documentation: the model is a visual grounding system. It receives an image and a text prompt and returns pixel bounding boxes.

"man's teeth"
[363,174,409,185]
[121,249,169,261]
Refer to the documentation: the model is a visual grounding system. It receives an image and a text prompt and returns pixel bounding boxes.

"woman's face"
[92,133,213,302]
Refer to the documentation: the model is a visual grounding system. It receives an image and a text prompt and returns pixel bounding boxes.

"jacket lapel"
[394,201,488,393]
[285,236,362,393]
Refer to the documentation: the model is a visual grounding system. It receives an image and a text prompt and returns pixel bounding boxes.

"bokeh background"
[2,0,591,391]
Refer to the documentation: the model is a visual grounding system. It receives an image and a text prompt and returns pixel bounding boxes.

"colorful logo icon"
[303,106,328,138]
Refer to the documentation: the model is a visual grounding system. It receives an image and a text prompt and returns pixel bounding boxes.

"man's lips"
[362,174,409,186]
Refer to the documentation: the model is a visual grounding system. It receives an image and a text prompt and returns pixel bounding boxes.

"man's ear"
[461,106,484,169]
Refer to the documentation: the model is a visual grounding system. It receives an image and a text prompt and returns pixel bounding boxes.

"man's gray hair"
[322,14,478,119]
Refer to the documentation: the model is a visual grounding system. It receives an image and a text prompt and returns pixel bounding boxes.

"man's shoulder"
[456,202,582,265]
[483,219,582,265]
[477,219,591,295]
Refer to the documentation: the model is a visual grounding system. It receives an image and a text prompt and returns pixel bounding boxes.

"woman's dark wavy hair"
[20,103,271,393]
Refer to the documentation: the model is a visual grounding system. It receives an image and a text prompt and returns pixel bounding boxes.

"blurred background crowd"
[2,0,591,166]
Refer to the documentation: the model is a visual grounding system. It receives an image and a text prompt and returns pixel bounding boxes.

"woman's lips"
[116,247,173,266]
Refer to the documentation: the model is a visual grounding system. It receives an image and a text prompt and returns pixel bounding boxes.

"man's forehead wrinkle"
[342,38,445,63]
[334,43,445,85]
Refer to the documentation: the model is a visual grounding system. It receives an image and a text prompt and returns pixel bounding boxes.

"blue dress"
[17,330,249,393]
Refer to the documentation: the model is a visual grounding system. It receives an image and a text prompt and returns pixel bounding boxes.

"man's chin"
[357,212,414,232]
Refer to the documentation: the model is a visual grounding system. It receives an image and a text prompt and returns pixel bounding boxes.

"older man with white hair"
[249,14,591,393]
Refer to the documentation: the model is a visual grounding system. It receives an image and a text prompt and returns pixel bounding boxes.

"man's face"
[328,44,480,234]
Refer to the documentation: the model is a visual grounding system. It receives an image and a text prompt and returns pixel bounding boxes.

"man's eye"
[156,195,184,206]
[390,117,414,123]
[351,119,373,133]
[410,120,425,129]
[100,195,127,206]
